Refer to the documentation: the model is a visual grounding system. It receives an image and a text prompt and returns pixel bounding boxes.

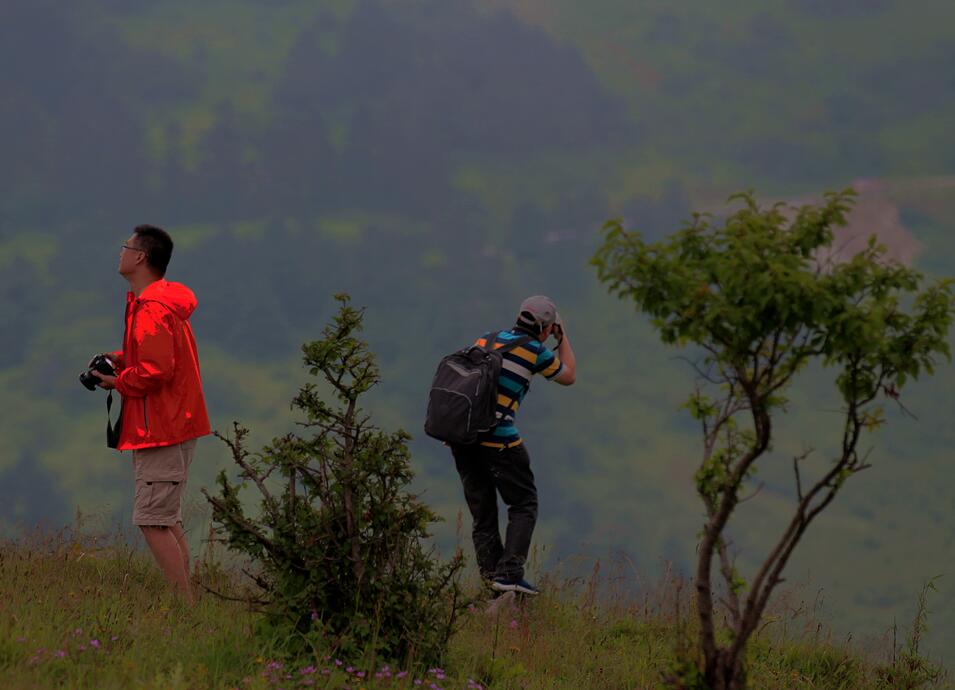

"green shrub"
[204,294,466,665]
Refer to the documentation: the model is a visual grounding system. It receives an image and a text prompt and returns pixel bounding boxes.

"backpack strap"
[485,330,534,354]
[479,330,498,351]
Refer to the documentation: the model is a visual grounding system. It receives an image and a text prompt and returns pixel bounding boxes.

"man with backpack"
[427,295,576,595]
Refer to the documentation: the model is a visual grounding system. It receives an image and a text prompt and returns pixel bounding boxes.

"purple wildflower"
[90,639,100,649]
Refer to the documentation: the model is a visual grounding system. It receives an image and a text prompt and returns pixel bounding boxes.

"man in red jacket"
[94,225,211,601]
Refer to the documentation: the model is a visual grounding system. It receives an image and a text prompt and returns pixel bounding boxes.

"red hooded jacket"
[112,280,211,451]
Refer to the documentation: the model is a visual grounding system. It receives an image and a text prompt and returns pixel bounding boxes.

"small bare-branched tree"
[203,294,466,665]
[592,190,954,690]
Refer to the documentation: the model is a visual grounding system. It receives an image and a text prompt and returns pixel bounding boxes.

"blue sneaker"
[491,577,539,595]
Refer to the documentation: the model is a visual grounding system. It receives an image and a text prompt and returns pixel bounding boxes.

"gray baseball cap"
[517,295,557,330]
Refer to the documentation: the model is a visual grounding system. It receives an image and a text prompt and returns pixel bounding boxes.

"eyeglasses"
[122,244,145,253]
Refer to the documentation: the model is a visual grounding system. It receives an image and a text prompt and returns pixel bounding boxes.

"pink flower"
[90,639,100,649]
[509,619,518,629]
[55,650,66,658]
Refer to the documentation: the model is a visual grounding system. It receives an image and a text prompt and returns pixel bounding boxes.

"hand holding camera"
[79,354,117,391]
[552,313,565,346]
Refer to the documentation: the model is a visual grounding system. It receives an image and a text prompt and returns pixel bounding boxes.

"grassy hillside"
[1,527,950,689]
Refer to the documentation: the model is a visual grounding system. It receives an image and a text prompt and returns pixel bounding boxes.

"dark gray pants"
[452,442,538,581]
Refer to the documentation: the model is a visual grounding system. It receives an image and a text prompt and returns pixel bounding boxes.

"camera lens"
[79,354,115,391]
[79,370,98,390]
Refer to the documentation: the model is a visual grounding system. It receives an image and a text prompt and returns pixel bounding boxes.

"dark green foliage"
[593,191,955,689]
[203,294,466,664]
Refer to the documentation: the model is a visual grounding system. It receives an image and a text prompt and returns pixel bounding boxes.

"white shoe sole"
[491,581,539,595]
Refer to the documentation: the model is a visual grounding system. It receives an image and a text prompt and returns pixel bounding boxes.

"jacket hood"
[136,280,197,320]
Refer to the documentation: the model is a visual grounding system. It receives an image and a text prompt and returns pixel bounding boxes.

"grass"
[0,526,950,689]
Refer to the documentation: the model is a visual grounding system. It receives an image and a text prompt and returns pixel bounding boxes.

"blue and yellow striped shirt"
[475,329,563,448]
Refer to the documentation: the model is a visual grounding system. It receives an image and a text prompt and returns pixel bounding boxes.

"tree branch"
[214,426,279,517]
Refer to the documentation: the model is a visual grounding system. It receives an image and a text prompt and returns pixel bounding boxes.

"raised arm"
[553,333,576,385]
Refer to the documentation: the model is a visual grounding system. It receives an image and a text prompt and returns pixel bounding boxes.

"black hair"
[514,314,543,336]
[133,224,173,276]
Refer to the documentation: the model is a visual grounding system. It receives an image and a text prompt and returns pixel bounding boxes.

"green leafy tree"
[593,191,954,690]
[203,294,466,664]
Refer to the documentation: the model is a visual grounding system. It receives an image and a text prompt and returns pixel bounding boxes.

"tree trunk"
[341,398,364,582]
[704,650,746,690]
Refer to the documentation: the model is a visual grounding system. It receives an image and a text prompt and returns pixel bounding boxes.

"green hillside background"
[2,0,954,662]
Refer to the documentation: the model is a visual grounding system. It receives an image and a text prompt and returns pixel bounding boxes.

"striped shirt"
[475,329,563,448]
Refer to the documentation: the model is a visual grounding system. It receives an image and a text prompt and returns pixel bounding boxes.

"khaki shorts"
[132,439,197,527]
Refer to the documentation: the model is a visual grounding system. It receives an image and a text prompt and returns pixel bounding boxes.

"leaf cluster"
[594,189,954,469]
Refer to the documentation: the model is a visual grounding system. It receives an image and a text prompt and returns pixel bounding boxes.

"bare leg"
[170,522,191,583]
[141,526,193,603]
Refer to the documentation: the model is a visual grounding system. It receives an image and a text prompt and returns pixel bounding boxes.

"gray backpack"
[424,331,532,445]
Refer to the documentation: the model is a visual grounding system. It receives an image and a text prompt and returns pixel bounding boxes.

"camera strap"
[106,390,123,449]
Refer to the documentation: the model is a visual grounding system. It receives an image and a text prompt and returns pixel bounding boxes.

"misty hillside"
[2,0,954,661]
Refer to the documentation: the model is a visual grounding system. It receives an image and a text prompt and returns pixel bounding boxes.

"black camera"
[79,354,116,391]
